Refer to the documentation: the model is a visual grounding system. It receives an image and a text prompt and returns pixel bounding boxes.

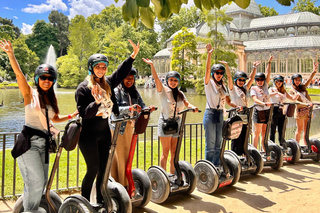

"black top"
[75,56,135,120]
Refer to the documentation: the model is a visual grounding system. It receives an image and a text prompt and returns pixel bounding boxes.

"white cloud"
[21,23,33,35]
[13,16,18,19]
[3,7,13,10]
[22,0,68,13]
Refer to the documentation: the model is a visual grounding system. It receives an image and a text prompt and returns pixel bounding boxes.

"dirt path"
[1,160,319,213]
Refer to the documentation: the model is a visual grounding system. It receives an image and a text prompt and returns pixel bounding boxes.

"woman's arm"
[183,99,199,112]
[226,96,238,108]
[247,60,261,88]
[269,87,279,97]
[0,39,32,105]
[219,61,233,91]
[285,91,299,101]
[142,58,163,92]
[205,44,214,85]
[51,110,79,123]
[305,61,318,87]
[265,55,274,84]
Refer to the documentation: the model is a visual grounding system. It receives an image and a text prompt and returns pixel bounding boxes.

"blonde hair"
[86,75,111,99]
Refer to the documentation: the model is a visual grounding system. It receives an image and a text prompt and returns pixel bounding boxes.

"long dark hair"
[213,75,227,92]
[37,85,59,114]
[120,81,138,99]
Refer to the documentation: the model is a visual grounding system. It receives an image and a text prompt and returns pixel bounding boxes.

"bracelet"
[131,53,136,59]
[253,66,257,69]
[129,106,132,111]
[68,114,72,119]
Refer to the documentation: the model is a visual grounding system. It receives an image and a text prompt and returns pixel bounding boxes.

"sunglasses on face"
[275,80,284,83]
[238,79,246,82]
[256,79,264,82]
[39,75,55,82]
[215,72,224,75]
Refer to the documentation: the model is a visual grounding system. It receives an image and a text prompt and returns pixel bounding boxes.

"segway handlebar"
[111,116,136,124]
[141,106,158,112]
[178,108,201,115]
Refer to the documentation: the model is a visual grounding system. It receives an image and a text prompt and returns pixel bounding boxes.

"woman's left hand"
[128,39,140,59]
[71,110,79,118]
[192,107,199,113]
[149,105,156,112]
[219,60,228,67]
[313,61,319,73]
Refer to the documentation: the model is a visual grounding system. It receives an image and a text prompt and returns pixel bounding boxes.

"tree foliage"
[48,11,70,56]
[171,27,199,91]
[258,4,279,17]
[25,20,59,62]
[0,17,21,38]
[116,0,295,28]
[292,0,320,15]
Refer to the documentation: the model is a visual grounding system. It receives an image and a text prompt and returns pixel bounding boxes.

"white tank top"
[25,103,55,131]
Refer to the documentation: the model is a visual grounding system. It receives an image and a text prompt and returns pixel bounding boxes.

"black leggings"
[270,107,285,146]
[78,117,111,203]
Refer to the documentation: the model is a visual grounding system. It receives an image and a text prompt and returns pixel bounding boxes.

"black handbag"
[162,101,179,135]
[61,116,82,151]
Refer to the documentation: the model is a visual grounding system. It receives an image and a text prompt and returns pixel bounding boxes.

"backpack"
[61,117,82,151]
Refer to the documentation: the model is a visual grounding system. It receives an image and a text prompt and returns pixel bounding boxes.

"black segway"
[275,103,301,164]
[297,103,320,162]
[230,106,264,176]
[194,108,242,194]
[12,117,82,213]
[147,109,200,203]
[260,104,283,170]
[58,117,134,213]
[90,107,157,208]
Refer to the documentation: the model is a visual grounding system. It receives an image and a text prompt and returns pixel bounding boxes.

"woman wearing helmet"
[143,58,198,174]
[250,55,274,151]
[109,67,156,187]
[75,39,139,203]
[288,61,319,145]
[203,44,239,166]
[0,39,78,212]
[220,60,261,156]
[269,75,298,145]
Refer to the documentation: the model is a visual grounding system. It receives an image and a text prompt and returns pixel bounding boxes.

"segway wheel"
[13,190,62,213]
[147,166,170,204]
[310,139,320,162]
[286,139,301,164]
[58,195,95,213]
[248,145,264,175]
[224,151,241,186]
[268,141,283,170]
[177,161,197,195]
[132,168,152,208]
[108,182,132,213]
[194,160,219,194]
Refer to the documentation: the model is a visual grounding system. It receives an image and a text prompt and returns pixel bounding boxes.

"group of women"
[0,39,318,212]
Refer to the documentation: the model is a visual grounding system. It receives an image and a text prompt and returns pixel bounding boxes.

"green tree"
[0,17,21,38]
[292,0,320,15]
[171,27,199,92]
[0,25,16,41]
[158,6,203,47]
[48,10,70,56]
[259,4,279,17]
[115,0,295,28]
[58,15,98,88]
[25,20,59,62]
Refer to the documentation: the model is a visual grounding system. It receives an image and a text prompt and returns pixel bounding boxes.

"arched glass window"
[277,28,285,37]
[287,53,297,74]
[297,26,308,36]
[234,32,240,40]
[300,52,313,73]
[267,29,275,38]
[310,26,320,35]
[240,33,248,41]
[278,53,286,73]
[246,54,255,73]
[287,27,295,36]
[259,30,266,39]
[249,32,256,40]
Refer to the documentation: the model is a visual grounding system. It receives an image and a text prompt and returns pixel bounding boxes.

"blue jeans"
[17,136,48,212]
[203,109,223,166]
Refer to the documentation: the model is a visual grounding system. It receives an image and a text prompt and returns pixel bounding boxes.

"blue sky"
[1,0,320,35]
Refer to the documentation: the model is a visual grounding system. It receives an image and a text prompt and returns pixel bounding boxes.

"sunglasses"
[39,75,55,82]
[215,72,224,75]
[256,79,264,82]
[238,79,246,82]
[275,80,284,83]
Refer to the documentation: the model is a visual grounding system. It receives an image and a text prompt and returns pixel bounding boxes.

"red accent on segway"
[311,145,318,153]
[126,134,138,198]
[218,179,233,188]
[283,157,292,162]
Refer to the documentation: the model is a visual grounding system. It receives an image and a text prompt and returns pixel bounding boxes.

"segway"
[194,108,242,194]
[297,103,320,162]
[260,104,283,170]
[12,117,82,213]
[90,107,157,208]
[276,103,301,164]
[230,106,264,176]
[58,117,134,213]
[147,108,200,203]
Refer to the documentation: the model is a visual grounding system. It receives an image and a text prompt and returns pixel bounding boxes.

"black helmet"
[273,75,284,82]
[34,64,57,85]
[255,72,266,80]
[211,64,225,76]
[87,54,109,73]
[234,71,248,82]
[166,71,180,84]
[129,67,138,78]
[291,73,302,83]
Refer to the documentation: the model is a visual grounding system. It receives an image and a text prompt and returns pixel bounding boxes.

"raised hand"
[253,60,262,67]
[0,39,14,55]
[91,85,103,104]
[268,55,275,63]
[313,61,319,73]
[142,58,153,66]
[206,43,214,54]
[219,60,228,66]
[128,39,140,59]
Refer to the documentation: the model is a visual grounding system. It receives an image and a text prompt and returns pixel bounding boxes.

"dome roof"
[222,0,263,18]
[154,48,171,58]
[167,28,197,42]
